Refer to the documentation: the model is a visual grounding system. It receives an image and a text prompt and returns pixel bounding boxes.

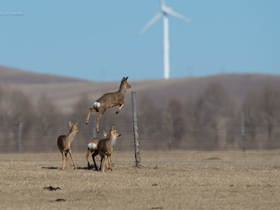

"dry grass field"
[1,150,280,210]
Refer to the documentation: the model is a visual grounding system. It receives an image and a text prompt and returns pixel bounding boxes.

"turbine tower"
[139,0,190,80]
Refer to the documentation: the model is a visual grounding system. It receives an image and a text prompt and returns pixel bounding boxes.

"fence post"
[18,123,23,152]
[92,117,97,138]
[131,91,141,167]
[240,111,245,150]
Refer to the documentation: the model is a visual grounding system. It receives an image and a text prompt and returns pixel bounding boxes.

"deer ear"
[126,76,129,80]
[69,121,73,126]
[75,122,79,126]
[103,131,107,137]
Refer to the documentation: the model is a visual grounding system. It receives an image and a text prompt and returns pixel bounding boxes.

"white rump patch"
[93,102,100,108]
[88,143,97,150]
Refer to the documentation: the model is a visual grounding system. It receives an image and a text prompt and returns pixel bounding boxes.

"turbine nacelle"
[161,6,190,22]
[161,6,169,15]
[139,1,190,35]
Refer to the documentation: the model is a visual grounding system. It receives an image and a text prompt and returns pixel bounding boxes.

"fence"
[1,121,280,168]
[1,122,280,150]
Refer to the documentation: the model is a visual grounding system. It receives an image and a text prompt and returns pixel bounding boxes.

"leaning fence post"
[131,91,141,167]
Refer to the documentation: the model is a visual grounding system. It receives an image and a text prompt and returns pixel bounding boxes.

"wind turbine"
[139,0,190,80]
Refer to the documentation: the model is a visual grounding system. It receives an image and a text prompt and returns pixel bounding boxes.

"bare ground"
[1,151,280,210]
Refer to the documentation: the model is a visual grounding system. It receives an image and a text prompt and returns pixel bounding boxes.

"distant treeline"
[0,82,280,152]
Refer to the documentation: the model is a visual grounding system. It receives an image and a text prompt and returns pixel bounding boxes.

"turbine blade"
[163,7,190,22]
[139,12,162,35]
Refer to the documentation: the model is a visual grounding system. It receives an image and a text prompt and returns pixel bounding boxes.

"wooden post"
[92,117,97,138]
[131,91,141,167]
[18,123,23,152]
[240,111,245,151]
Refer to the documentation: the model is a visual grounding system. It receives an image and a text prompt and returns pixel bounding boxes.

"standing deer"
[86,131,108,170]
[57,121,80,170]
[97,124,121,172]
[85,76,131,133]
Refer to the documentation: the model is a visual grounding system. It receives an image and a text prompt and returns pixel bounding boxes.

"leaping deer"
[85,77,131,133]
[86,130,108,170]
[57,121,79,170]
[97,124,121,172]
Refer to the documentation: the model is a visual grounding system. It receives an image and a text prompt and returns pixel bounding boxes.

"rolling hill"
[1,65,280,113]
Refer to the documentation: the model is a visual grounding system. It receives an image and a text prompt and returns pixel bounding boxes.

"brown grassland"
[1,150,280,210]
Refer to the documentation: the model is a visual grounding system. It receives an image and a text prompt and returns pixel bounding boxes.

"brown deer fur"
[97,125,121,172]
[86,131,108,170]
[57,121,79,170]
[85,77,131,133]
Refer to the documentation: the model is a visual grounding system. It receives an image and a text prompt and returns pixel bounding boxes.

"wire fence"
[1,121,280,168]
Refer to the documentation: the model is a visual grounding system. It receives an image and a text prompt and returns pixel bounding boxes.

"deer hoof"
[85,122,88,125]
[115,111,119,114]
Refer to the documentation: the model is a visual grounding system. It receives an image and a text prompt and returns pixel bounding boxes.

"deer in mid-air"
[86,130,108,170]
[57,121,79,170]
[85,77,131,133]
[97,124,121,172]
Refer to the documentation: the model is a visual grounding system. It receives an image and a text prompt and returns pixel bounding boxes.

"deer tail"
[88,143,97,150]
[93,102,100,108]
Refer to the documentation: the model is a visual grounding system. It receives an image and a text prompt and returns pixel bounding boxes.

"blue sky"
[1,0,280,81]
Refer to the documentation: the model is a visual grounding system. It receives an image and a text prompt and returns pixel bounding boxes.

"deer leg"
[100,155,104,172]
[65,153,69,169]
[92,150,99,171]
[105,149,113,170]
[61,152,66,170]
[110,148,114,169]
[64,152,69,170]
[86,149,91,169]
[116,104,124,114]
[104,155,109,169]
[63,152,68,170]
[110,155,113,170]
[86,107,97,125]
[108,155,113,171]
[102,155,108,173]
[68,149,77,169]
[96,109,106,133]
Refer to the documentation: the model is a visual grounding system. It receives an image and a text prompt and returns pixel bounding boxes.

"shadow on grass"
[42,165,99,171]
[42,166,59,170]
[77,165,100,171]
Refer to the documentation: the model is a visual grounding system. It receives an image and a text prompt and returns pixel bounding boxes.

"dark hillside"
[131,73,280,105]
[0,65,88,84]
[1,65,280,112]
